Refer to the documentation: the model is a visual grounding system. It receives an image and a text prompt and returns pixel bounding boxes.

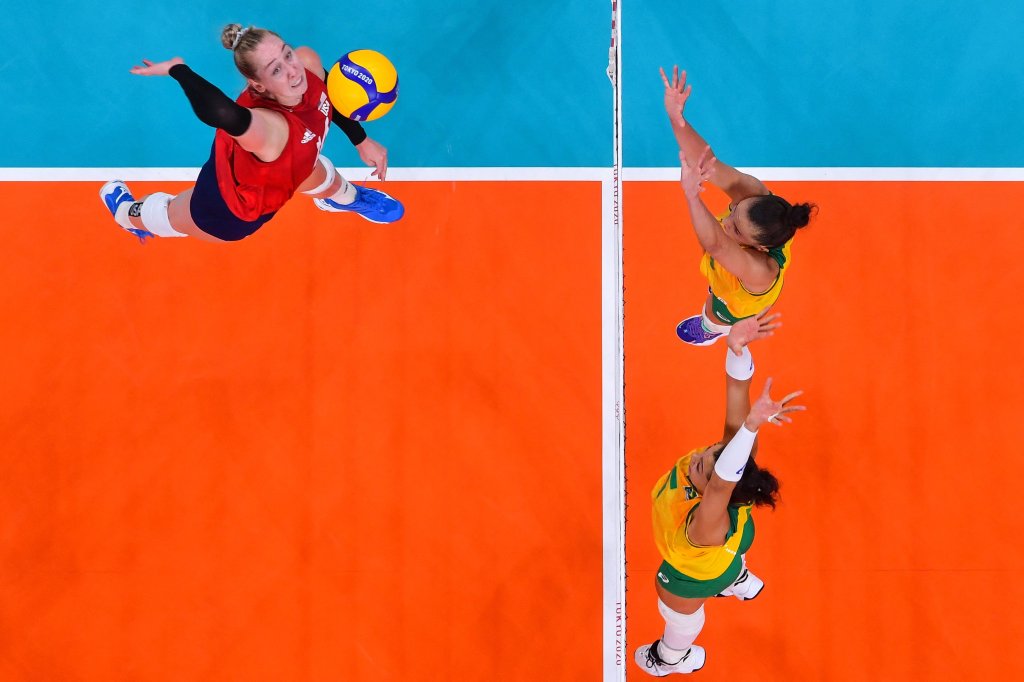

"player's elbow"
[705,476,736,498]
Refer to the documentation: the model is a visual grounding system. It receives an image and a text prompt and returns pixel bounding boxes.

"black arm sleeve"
[169,64,252,137]
[323,68,368,146]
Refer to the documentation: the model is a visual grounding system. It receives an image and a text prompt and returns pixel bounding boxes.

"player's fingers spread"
[780,390,804,404]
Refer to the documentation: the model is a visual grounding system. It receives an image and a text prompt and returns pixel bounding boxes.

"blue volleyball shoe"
[99,180,155,243]
[313,185,405,223]
[676,314,725,346]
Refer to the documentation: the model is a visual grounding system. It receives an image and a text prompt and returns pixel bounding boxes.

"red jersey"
[213,69,331,220]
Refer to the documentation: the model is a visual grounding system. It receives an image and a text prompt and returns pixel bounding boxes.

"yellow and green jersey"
[699,215,793,324]
[650,449,756,581]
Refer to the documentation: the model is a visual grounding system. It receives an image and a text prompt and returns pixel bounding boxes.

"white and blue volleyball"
[326,50,399,122]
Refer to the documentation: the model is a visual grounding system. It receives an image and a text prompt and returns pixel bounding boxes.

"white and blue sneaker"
[676,314,725,347]
[313,185,404,223]
[635,640,706,676]
[99,180,154,243]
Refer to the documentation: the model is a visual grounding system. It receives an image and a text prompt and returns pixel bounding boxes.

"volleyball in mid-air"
[327,50,399,122]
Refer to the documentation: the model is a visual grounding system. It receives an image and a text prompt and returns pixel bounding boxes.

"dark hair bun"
[787,202,816,229]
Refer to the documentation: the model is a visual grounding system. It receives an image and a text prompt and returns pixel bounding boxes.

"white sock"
[114,200,137,231]
[701,309,732,336]
[324,176,357,205]
[657,640,689,665]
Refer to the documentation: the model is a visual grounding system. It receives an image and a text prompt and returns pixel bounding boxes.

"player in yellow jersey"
[660,66,817,346]
[635,312,805,676]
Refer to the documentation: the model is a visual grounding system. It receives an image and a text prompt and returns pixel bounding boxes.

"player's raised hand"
[660,65,692,127]
[679,147,715,199]
[727,310,782,356]
[356,137,389,180]
[745,378,806,430]
[130,57,185,77]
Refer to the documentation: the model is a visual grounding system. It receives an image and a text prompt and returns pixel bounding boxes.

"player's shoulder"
[295,47,325,78]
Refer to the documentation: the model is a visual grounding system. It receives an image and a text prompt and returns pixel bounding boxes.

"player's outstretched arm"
[132,57,288,160]
[722,310,782,442]
[680,148,776,286]
[691,377,803,543]
[661,66,769,203]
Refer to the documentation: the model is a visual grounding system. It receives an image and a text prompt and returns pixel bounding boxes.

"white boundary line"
[0,167,610,182]
[624,167,1024,182]
[2,167,1022,182]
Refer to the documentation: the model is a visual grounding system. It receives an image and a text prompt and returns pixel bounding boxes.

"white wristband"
[725,345,754,380]
[714,425,757,482]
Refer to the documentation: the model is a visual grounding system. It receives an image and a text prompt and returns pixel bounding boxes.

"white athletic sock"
[657,640,689,665]
[324,176,357,205]
[114,200,138,231]
[701,309,732,335]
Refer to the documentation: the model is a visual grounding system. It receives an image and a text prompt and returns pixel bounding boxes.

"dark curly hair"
[712,451,780,509]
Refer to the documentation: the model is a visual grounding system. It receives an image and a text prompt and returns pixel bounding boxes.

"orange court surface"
[0,181,605,680]
[3,178,1024,680]
[624,180,1024,680]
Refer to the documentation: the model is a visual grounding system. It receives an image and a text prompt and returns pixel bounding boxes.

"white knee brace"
[301,155,337,195]
[658,600,705,637]
[139,192,187,238]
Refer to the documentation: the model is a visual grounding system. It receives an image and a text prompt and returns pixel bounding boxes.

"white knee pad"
[140,192,187,238]
[658,600,705,636]
[301,155,337,195]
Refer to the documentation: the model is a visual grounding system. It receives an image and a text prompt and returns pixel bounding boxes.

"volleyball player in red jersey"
[100,24,403,243]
